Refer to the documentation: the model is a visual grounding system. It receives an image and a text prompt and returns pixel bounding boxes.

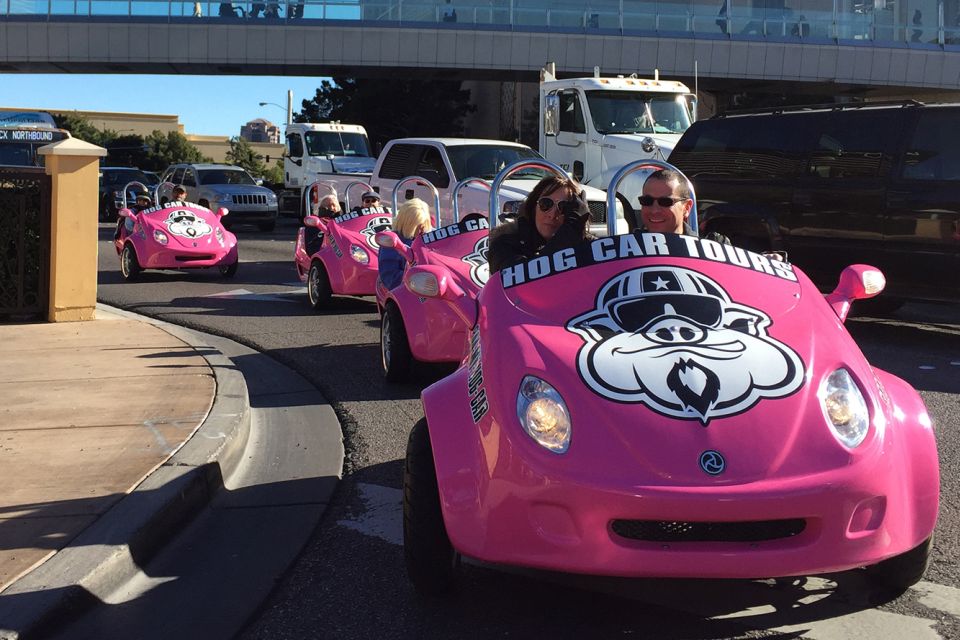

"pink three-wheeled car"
[375,176,492,381]
[294,180,392,309]
[114,181,239,281]
[400,159,940,596]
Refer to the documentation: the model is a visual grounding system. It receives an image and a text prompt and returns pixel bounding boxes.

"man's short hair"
[645,169,692,200]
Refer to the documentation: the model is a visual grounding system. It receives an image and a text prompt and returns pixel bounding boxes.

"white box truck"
[539,62,697,227]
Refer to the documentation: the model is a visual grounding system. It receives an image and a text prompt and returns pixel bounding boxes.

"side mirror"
[217,207,230,217]
[375,230,398,248]
[303,215,321,228]
[543,94,559,136]
[641,137,658,154]
[118,208,135,219]
[825,264,886,322]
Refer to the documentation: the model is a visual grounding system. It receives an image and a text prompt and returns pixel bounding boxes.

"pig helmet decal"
[165,209,213,239]
[567,266,804,424]
[360,216,393,251]
[462,235,490,286]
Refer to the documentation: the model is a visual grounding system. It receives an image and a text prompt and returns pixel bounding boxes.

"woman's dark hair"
[519,175,581,221]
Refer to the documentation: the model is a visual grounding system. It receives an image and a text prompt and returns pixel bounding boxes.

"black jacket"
[488,216,594,274]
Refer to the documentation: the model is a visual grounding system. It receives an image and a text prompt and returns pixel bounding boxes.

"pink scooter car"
[401,159,940,596]
[114,181,238,281]
[375,177,491,381]
[294,180,392,309]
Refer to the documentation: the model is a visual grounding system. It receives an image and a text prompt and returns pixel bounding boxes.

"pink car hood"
[139,204,227,250]
[478,233,879,485]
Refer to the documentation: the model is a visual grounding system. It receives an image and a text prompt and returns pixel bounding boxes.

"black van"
[668,102,960,304]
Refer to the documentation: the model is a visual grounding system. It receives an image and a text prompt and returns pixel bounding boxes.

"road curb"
[0,304,252,640]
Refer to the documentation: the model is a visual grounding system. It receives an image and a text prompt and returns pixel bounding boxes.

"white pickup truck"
[367,137,624,234]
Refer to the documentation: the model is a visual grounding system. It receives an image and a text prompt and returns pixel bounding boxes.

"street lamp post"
[258,89,293,125]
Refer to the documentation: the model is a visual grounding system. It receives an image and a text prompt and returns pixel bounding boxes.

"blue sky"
[4,74,331,137]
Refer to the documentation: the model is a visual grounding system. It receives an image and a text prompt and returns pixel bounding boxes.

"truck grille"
[611,518,806,543]
[229,194,268,206]
[588,201,607,224]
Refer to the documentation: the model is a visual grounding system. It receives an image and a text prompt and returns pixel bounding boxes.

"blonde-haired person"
[379,198,434,290]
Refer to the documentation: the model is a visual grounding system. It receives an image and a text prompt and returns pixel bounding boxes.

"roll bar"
[451,177,492,223]
[343,180,375,211]
[303,180,338,218]
[121,181,150,209]
[488,159,567,228]
[605,160,698,237]
[391,176,441,226]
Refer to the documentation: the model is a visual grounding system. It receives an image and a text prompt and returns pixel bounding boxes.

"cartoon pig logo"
[567,266,804,424]
[164,209,213,240]
[360,216,393,251]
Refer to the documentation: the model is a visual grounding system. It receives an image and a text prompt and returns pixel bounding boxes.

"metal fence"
[3,0,959,47]
[0,168,49,321]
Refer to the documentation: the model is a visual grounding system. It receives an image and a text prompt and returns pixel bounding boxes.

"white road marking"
[336,483,402,546]
[913,581,960,617]
[203,288,301,304]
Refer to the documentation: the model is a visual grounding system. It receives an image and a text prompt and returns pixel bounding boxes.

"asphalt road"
[97,218,960,640]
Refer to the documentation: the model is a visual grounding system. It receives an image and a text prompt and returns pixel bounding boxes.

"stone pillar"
[37,138,107,322]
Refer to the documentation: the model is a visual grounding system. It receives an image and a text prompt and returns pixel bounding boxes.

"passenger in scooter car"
[488,175,594,274]
[638,169,732,246]
[378,198,433,290]
[304,194,341,254]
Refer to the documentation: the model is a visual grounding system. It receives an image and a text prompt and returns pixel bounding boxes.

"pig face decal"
[462,236,489,287]
[567,266,804,424]
[360,216,393,251]
[164,209,213,240]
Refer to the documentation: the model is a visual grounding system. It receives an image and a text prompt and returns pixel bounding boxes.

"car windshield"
[304,131,372,158]
[102,169,149,186]
[446,145,546,180]
[586,91,693,135]
[198,169,256,185]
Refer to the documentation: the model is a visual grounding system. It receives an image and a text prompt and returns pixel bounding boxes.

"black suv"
[669,102,960,304]
[99,167,153,222]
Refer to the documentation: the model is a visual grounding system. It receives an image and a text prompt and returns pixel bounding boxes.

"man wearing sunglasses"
[489,175,595,273]
[638,169,696,235]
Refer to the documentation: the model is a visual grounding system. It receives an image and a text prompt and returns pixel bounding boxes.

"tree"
[225,136,268,178]
[296,77,475,151]
[141,130,211,173]
[52,112,116,147]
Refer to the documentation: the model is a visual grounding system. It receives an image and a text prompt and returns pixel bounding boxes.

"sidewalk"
[0,305,252,638]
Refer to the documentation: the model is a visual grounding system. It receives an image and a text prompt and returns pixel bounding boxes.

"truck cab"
[279,122,376,216]
[539,63,697,224]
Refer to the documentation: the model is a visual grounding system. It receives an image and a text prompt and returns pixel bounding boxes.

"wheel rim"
[382,311,392,371]
[308,266,319,305]
[121,246,131,277]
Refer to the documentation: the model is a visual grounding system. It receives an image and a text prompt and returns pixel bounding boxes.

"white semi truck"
[539,62,697,227]
[276,122,376,217]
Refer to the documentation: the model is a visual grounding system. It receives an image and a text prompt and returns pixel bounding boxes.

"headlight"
[349,244,369,264]
[215,226,224,245]
[267,192,278,202]
[516,375,571,453]
[153,230,169,245]
[819,368,870,448]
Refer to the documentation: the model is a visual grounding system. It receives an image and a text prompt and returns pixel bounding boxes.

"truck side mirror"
[544,94,559,137]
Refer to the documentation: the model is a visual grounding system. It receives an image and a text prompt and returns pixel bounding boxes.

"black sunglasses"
[638,195,688,207]
[537,196,575,213]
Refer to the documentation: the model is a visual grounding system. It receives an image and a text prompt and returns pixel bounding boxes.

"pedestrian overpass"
[2,0,960,93]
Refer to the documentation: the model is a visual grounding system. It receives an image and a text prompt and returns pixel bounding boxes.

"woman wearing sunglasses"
[488,175,594,274]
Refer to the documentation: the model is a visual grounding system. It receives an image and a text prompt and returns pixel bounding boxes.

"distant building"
[240,118,280,144]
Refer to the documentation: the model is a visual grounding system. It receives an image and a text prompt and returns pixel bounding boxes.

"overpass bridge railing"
[3,0,958,48]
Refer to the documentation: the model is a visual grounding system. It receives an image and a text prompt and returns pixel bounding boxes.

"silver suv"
[158,163,279,232]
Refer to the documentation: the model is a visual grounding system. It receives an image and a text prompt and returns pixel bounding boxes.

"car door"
[884,107,960,301]
[789,109,904,286]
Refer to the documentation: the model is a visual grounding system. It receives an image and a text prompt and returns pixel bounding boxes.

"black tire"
[382,303,413,382]
[218,260,238,278]
[120,244,141,281]
[866,536,933,593]
[258,220,277,232]
[403,417,459,595]
[307,260,332,310]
